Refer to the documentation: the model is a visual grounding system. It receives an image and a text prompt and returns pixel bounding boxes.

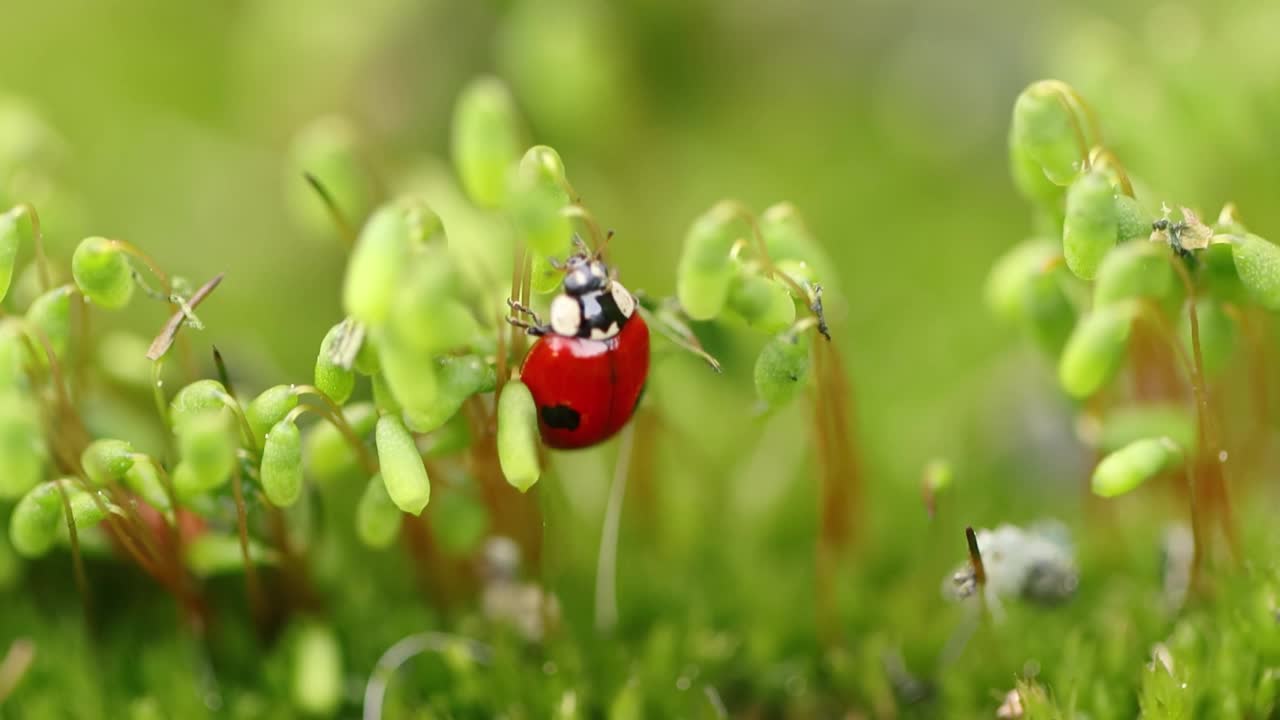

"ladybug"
[508,245,649,449]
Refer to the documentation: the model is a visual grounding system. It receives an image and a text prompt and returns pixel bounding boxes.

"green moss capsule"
[759,203,836,286]
[0,319,25,388]
[169,379,230,430]
[123,456,171,511]
[1230,234,1280,311]
[304,402,377,482]
[1114,195,1150,242]
[1008,141,1065,211]
[727,267,797,333]
[314,322,355,405]
[247,385,300,445]
[95,331,153,389]
[291,620,344,717]
[1093,241,1174,306]
[1058,302,1137,399]
[343,205,412,326]
[1092,437,1183,498]
[185,533,277,577]
[286,115,374,238]
[402,355,495,434]
[497,380,540,492]
[378,337,439,413]
[754,331,812,408]
[0,393,44,499]
[81,438,135,487]
[10,480,111,558]
[1180,298,1236,376]
[355,474,400,549]
[375,414,431,515]
[451,76,522,208]
[0,209,19,303]
[984,239,1059,322]
[25,284,73,360]
[1096,404,1194,454]
[389,253,476,355]
[1062,171,1117,280]
[510,146,572,258]
[176,410,235,493]
[262,420,304,507]
[71,237,134,309]
[677,204,741,320]
[1010,81,1085,186]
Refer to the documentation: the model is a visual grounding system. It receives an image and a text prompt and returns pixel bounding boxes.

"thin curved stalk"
[362,632,491,720]
[595,422,635,633]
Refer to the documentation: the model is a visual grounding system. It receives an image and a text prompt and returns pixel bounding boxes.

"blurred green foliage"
[2,0,1280,717]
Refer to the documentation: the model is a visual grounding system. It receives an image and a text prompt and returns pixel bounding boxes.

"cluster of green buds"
[991,79,1280,570]
[675,200,836,409]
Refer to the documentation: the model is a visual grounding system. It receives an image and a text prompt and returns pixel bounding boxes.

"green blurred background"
[3,0,1279,716]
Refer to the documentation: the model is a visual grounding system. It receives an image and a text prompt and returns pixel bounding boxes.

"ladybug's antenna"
[594,229,615,262]
[571,233,590,258]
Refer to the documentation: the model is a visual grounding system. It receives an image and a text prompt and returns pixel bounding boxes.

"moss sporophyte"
[0,75,862,712]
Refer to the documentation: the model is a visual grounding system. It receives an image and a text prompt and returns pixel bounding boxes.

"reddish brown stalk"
[466,397,544,572]
[1166,255,1241,563]
[965,526,987,587]
[231,468,266,631]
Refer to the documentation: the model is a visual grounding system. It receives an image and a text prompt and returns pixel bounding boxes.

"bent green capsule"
[1114,195,1150,242]
[376,414,431,515]
[403,355,496,434]
[286,115,373,237]
[1092,437,1183,498]
[390,255,475,354]
[314,322,355,405]
[1008,141,1065,211]
[169,379,230,430]
[1230,233,1280,311]
[727,268,796,334]
[356,474,401,549]
[10,480,109,558]
[1097,404,1193,454]
[759,203,835,285]
[124,456,171,511]
[497,380,540,492]
[247,385,300,446]
[0,393,44,499]
[452,76,522,208]
[754,331,812,408]
[185,533,278,577]
[81,438,135,487]
[984,239,1059,322]
[343,205,412,326]
[0,208,19,303]
[378,336,439,412]
[25,284,73,361]
[303,402,377,482]
[1058,302,1137,399]
[176,410,235,492]
[71,237,134,309]
[1010,81,1086,186]
[262,419,304,507]
[1093,241,1174,306]
[510,146,572,258]
[0,319,25,388]
[291,621,344,717]
[1062,171,1117,280]
[677,202,740,320]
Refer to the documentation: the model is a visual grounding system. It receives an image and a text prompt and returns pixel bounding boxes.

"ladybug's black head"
[562,255,611,297]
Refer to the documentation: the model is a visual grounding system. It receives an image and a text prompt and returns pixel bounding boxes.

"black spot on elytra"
[541,404,581,430]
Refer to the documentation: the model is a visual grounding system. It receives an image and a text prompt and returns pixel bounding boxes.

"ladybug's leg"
[506,298,548,336]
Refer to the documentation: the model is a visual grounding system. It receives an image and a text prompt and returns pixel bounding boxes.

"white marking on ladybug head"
[590,322,619,340]
[611,281,635,319]
[550,295,582,337]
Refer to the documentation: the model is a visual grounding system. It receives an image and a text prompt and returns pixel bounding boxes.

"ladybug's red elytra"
[509,246,649,449]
